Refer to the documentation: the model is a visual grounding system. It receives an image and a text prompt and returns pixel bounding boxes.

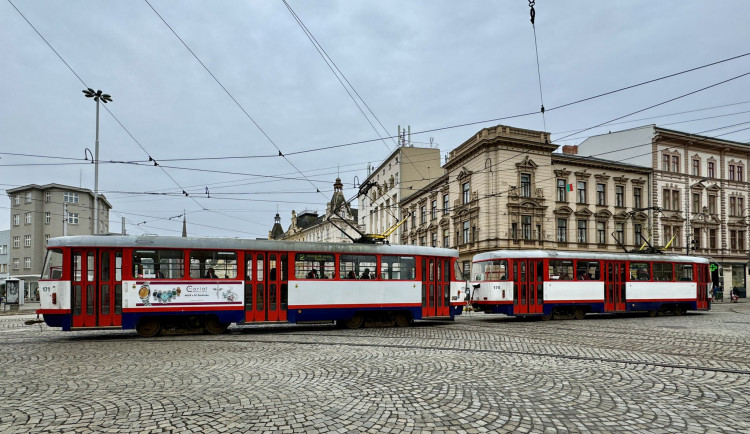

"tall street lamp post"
[82,88,113,235]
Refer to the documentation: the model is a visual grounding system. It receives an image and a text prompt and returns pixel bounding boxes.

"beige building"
[272,178,363,243]
[400,125,653,274]
[579,125,750,296]
[358,144,442,244]
[6,184,112,298]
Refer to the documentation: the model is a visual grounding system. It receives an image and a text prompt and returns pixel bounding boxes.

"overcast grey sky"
[2,1,749,239]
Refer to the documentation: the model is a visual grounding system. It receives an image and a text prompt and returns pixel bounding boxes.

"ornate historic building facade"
[400,125,652,274]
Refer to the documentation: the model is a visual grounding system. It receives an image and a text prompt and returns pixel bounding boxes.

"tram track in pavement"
[84,332,748,377]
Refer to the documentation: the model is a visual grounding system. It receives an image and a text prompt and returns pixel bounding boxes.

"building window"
[615,186,624,207]
[45,192,51,203]
[24,257,31,269]
[12,258,19,270]
[420,236,426,247]
[634,223,643,244]
[662,189,681,211]
[13,214,20,226]
[577,181,586,204]
[662,155,670,171]
[45,212,51,224]
[14,195,20,206]
[557,218,567,243]
[615,222,624,244]
[663,226,681,248]
[577,220,587,243]
[411,212,416,228]
[13,236,20,248]
[45,234,50,245]
[443,194,449,214]
[431,232,437,247]
[25,192,32,203]
[596,183,606,206]
[462,182,470,204]
[596,221,606,244]
[708,195,717,214]
[462,221,470,244]
[692,193,701,214]
[521,215,532,240]
[708,161,715,178]
[633,187,642,209]
[730,197,738,216]
[709,228,717,249]
[25,212,31,224]
[557,179,567,202]
[739,166,744,182]
[431,200,438,220]
[64,192,79,203]
[24,235,31,247]
[67,213,79,225]
[520,173,531,197]
[420,206,426,224]
[443,228,450,248]
[672,155,680,173]
[692,159,700,176]
[729,165,736,181]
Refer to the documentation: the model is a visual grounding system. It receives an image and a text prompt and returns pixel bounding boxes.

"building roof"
[6,183,113,208]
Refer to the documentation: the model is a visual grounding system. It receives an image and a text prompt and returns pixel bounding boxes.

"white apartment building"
[578,125,749,297]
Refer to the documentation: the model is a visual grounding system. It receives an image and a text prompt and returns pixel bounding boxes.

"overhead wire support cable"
[144,0,325,201]
[528,0,547,134]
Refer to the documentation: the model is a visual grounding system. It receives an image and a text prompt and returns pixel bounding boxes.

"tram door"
[696,263,709,309]
[245,252,288,322]
[514,259,543,315]
[604,261,627,312]
[71,248,122,328]
[421,257,451,318]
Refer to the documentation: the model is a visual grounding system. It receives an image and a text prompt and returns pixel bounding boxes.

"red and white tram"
[37,235,466,336]
[469,250,712,320]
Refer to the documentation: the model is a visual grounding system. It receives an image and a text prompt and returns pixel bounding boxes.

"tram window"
[576,261,600,280]
[678,264,694,281]
[189,250,237,279]
[380,256,416,280]
[257,255,264,281]
[73,253,82,281]
[629,262,650,281]
[549,260,574,280]
[134,250,185,279]
[341,255,377,279]
[471,260,508,281]
[295,253,335,279]
[42,249,64,280]
[100,252,110,282]
[87,253,95,281]
[653,263,674,281]
[454,261,466,281]
[115,252,122,282]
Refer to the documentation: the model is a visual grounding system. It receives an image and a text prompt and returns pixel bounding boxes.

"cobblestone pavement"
[0,302,748,433]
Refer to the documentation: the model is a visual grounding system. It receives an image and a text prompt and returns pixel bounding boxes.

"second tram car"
[470,250,711,320]
[37,235,466,336]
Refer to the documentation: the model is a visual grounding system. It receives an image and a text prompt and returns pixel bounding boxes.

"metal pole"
[94,98,99,235]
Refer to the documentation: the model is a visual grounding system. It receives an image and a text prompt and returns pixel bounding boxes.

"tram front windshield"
[41,249,64,280]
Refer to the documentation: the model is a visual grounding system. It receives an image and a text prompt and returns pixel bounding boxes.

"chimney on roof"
[562,145,579,155]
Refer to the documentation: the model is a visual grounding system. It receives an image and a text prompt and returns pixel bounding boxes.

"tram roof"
[47,235,458,258]
[473,249,710,264]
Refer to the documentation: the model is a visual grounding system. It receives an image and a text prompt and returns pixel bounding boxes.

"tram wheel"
[572,307,586,320]
[136,317,161,337]
[673,305,686,316]
[540,312,553,321]
[205,316,228,334]
[394,311,411,327]
[343,313,364,329]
